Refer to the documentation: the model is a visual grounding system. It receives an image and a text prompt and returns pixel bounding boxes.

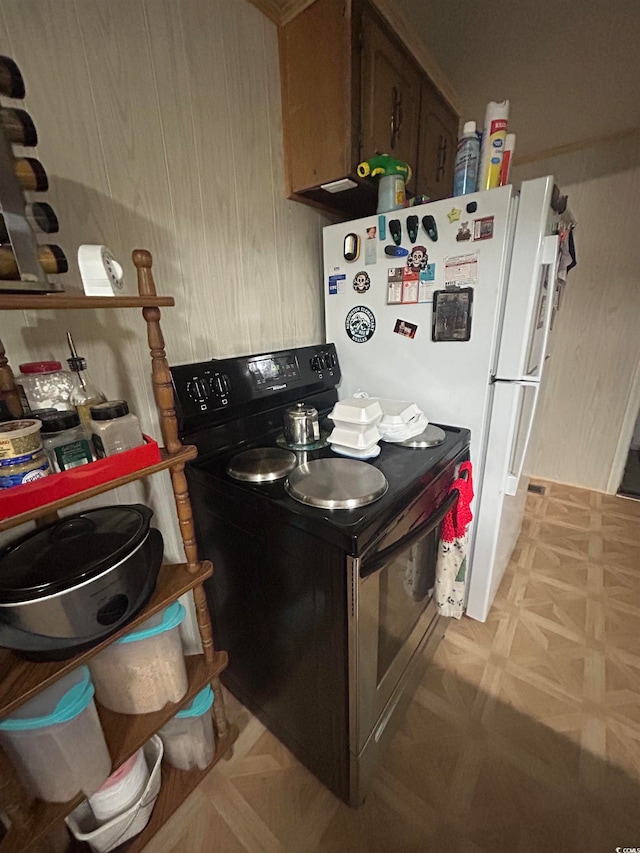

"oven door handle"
[360,471,466,579]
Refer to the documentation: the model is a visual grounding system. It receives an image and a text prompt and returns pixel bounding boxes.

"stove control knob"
[213,373,230,397]
[187,377,208,401]
[326,351,336,368]
[311,355,322,372]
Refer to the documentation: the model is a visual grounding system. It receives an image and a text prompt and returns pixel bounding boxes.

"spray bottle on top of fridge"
[453,121,480,196]
[478,100,509,190]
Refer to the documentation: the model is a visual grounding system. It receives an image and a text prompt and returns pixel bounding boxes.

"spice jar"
[89,400,145,458]
[18,362,74,412]
[39,410,94,472]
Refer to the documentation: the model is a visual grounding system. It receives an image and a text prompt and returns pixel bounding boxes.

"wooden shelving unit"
[0,250,236,852]
[0,446,197,534]
[0,295,174,310]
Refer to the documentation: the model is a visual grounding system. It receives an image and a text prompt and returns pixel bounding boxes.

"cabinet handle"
[390,87,399,150]
[396,92,403,142]
[436,135,447,181]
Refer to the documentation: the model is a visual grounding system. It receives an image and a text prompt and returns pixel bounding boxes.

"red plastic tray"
[0,435,161,521]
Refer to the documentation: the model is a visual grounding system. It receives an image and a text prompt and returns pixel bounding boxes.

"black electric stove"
[171,343,470,804]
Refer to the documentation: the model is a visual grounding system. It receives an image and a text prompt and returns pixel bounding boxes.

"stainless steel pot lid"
[227,447,297,482]
[0,504,153,603]
[285,459,388,509]
[399,425,446,448]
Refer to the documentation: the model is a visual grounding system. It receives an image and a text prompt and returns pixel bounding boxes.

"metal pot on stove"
[0,504,163,661]
[283,402,320,447]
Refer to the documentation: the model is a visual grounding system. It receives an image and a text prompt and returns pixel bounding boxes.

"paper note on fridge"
[444,253,478,288]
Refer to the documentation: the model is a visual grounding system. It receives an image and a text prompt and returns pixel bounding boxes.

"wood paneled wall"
[513,131,640,492]
[0,0,331,558]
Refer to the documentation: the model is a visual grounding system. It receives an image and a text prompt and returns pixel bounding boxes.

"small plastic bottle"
[89,400,145,458]
[39,410,94,472]
[453,121,480,196]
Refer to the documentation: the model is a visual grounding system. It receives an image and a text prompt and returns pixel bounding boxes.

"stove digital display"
[248,353,300,390]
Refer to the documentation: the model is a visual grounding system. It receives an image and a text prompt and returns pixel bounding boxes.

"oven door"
[349,455,467,760]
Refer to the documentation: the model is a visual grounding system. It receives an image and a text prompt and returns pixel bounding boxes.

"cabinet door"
[416,82,458,201]
[360,7,420,192]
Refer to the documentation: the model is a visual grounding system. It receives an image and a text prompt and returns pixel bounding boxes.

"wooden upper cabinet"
[415,80,458,202]
[360,7,420,195]
[279,0,458,217]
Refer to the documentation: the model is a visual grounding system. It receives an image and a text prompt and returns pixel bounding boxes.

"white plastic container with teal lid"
[0,665,111,803]
[159,684,215,771]
[88,602,188,715]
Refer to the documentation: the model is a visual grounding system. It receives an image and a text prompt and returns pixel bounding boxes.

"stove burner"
[399,425,446,448]
[276,431,330,451]
[285,458,388,509]
[227,448,297,483]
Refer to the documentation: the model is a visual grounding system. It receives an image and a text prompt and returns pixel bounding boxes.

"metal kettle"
[284,402,320,447]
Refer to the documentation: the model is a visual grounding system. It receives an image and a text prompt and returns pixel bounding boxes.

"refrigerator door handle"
[505,381,540,496]
[526,235,559,382]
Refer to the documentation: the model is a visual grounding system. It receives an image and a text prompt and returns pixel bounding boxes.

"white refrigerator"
[323,176,561,622]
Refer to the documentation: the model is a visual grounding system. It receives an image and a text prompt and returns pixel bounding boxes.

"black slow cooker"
[0,504,163,660]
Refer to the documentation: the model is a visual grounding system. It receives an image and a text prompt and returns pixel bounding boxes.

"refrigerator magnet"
[432,288,474,342]
[420,263,436,282]
[401,268,419,304]
[364,227,377,265]
[456,222,472,242]
[394,319,417,339]
[447,207,462,223]
[353,271,371,293]
[473,216,494,240]
[387,268,402,304]
[406,245,428,273]
[421,215,438,242]
[343,233,361,261]
[328,272,346,295]
[407,215,419,244]
[389,219,402,245]
[345,305,376,343]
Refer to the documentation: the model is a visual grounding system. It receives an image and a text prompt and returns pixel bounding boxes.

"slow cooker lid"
[0,505,152,602]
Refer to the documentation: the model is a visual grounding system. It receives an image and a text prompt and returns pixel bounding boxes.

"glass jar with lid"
[18,362,74,412]
[39,410,94,472]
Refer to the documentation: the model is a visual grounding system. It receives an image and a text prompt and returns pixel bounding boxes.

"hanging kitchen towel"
[435,461,474,619]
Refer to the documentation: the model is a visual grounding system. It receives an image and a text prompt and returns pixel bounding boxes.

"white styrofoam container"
[66,736,163,853]
[328,397,383,425]
[328,422,380,449]
[376,399,423,426]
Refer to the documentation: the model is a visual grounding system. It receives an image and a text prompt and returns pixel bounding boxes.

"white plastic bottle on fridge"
[453,121,480,196]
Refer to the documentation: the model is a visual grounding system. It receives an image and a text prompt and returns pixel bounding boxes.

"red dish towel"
[441,461,474,542]
[435,461,474,618]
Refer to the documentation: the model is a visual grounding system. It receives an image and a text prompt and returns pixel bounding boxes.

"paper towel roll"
[478,100,509,191]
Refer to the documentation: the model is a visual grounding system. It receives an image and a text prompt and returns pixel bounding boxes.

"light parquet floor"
[143,482,640,853]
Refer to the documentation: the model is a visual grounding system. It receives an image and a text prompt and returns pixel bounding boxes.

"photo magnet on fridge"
[394,319,417,339]
[473,216,494,240]
[432,287,474,342]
